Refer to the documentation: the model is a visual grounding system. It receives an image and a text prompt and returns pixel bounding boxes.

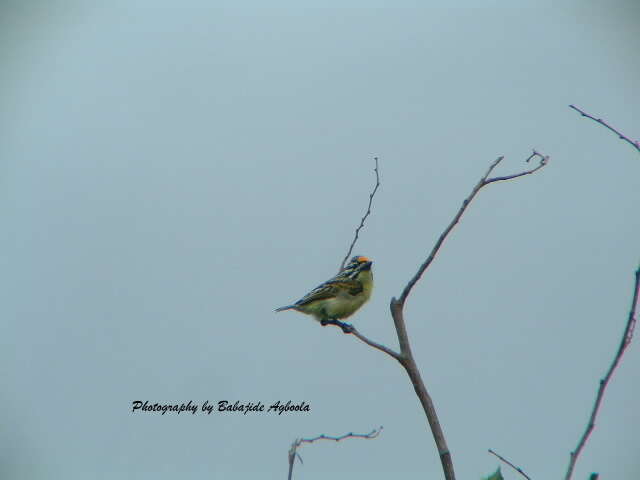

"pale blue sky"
[1,2,639,479]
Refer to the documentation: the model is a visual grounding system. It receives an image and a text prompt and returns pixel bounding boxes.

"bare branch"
[287,426,383,480]
[398,151,549,305]
[327,152,548,480]
[390,297,455,480]
[488,448,532,480]
[569,105,640,154]
[389,152,548,480]
[564,266,640,480]
[340,157,381,271]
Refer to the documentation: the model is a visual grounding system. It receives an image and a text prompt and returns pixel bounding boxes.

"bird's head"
[343,255,373,278]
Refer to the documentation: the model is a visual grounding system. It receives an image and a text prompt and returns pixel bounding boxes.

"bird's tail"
[275,305,295,312]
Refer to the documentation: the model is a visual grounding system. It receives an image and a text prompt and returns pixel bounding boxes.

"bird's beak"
[360,261,373,271]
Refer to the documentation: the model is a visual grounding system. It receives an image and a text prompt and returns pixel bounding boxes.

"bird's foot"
[338,321,354,334]
[320,319,354,334]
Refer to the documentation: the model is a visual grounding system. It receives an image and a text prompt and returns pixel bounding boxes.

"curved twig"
[564,266,640,480]
[399,152,549,306]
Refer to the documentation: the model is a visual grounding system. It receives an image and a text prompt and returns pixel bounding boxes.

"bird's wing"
[295,278,362,306]
[339,279,364,296]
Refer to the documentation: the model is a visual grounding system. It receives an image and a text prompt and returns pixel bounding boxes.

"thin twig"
[350,327,403,361]
[339,157,381,271]
[287,427,383,480]
[399,151,549,306]
[321,320,402,362]
[564,266,640,480]
[569,105,640,154]
[484,150,549,184]
[488,449,532,480]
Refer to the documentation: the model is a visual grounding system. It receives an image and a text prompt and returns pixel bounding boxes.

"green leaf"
[483,467,504,480]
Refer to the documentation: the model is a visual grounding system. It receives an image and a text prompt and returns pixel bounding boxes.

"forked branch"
[340,151,549,480]
[399,151,548,306]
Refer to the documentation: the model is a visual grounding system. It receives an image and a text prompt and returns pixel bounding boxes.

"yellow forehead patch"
[357,256,370,263]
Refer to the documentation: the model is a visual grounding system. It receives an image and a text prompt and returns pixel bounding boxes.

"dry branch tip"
[339,157,381,271]
[569,104,640,154]
[488,449,532,480]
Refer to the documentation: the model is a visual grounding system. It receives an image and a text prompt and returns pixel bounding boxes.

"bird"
[275,255,373,332]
